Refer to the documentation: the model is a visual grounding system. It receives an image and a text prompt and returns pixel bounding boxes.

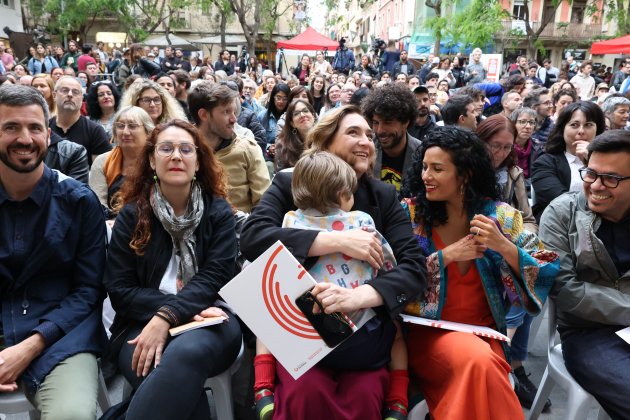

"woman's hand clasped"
[441,234,486,266]
[128,315,170,377]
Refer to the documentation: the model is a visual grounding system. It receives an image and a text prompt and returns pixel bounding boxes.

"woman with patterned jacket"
[399,126,559,420]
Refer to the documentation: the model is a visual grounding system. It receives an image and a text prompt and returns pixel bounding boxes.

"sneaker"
[513,366,552,412]
[254,390,275,420]
[384,403,408,420]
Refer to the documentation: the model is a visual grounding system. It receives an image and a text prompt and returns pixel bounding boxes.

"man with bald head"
[49,76,111,165]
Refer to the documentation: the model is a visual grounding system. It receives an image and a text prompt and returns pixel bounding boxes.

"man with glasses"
[241,79,263,114]
[339,82,356,105]
[0,84,106,418]
[523,87,553,144]
[539,130,630,420]
[188,82,269,213]
[50,77,111,165]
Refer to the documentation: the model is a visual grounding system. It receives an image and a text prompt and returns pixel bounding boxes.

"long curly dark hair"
[401,126,499,227]
[86,80,121,120]
[118,119,227,255]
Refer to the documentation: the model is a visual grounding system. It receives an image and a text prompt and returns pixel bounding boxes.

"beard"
[379,131,405,151]
[0,143,47,173]
[418,107,429,118]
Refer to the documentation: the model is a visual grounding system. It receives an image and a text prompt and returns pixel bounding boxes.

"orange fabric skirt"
[408,326,523,419]
[408,230,523,419]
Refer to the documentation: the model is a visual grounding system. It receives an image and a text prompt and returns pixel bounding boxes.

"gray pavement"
[2,309,606,419]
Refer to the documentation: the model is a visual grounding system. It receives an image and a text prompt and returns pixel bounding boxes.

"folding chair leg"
[565,388,598,420]
[97,369,111,412]
[528,366,554,420]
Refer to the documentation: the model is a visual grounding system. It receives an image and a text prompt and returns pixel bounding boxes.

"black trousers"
[119,314,242,420]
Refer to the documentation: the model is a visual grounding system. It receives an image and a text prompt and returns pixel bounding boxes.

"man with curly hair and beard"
[362,83,420,193]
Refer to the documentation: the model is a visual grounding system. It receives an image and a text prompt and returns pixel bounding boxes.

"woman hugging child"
[253,152,409,420]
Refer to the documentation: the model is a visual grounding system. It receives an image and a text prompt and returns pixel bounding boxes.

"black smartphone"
[295,289,354,348]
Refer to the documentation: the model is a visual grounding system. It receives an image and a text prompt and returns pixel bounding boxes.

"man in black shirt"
[50,76,111,165]
[362,83,421,193]
[408,86,436,141]
[214,50,235,76]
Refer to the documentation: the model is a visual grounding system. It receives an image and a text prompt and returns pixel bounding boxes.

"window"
[1,0,15,8]
[513,0,526,20]
[571,0,587,23]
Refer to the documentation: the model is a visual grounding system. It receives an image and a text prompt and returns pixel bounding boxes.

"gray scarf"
[150,182,204,287]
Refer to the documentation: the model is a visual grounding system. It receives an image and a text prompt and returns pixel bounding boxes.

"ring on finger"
[475,227,481,236]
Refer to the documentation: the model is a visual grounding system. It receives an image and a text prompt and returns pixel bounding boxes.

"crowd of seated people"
[1,42,629,420]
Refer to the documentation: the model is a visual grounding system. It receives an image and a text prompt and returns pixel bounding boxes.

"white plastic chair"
[0,368,110,419]
[122,339,244,420]
[408,399,429,420]
[528,299,610,420]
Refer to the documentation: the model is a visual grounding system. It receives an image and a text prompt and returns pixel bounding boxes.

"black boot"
[513,366,552,412]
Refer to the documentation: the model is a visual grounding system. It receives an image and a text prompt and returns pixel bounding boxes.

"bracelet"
[155,311,173,326]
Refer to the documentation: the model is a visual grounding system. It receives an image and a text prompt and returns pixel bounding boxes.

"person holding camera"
[332,38,355,76]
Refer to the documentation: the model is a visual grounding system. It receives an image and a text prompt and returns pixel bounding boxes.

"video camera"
[371,38,386,55]
[337,37,346,51]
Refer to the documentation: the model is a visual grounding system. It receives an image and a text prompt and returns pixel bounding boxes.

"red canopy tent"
[277,26,339,51]
[591,35,630,55]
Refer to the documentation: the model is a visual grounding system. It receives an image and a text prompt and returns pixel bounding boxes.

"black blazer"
[531,152,571,221]
[240,172,427,318]
[104,194,236,348]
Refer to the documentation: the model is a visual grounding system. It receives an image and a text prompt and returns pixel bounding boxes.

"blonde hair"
[119,80,187,124]
[31,73,57,117]
[112,105,155,143]
[292,151,357,213]
[304,105,362,154]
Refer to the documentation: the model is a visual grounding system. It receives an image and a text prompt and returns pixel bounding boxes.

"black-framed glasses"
[579,168,630,189]
[138,96,162,106]
[154,142,198,158]
[292,109,312,118]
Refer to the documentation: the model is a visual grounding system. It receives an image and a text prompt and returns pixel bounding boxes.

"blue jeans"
[505,305,533,362]
[561,326,630,420]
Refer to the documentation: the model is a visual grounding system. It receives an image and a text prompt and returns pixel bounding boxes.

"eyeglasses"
[138,96,162,106]
[579,168,630,189]
[292,109,312,118]
[538,100,553,106]
[97,91,113,98]
[243,86,256,91]
[114,122,141,131]
[516,119,536,127]
[274,95,288,102]
[487,143,513,153]
[155,142,198,158]
[57,87,82,96]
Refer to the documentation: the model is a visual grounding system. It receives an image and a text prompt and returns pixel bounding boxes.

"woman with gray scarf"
[104,120,242,420]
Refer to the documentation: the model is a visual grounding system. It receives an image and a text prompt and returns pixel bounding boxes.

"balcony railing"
[497,20,604,41]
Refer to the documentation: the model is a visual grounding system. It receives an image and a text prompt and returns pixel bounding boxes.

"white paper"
[220,241,366,379]
[401,314,511,343]
[615,326,630,345]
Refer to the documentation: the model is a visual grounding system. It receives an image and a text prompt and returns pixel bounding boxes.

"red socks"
[386,369,409,413]
[253,354,276,398]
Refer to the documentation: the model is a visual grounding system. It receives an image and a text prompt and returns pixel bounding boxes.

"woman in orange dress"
[400,126,559,419]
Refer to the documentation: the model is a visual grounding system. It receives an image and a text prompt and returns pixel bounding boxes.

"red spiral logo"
[262,245,320,340]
